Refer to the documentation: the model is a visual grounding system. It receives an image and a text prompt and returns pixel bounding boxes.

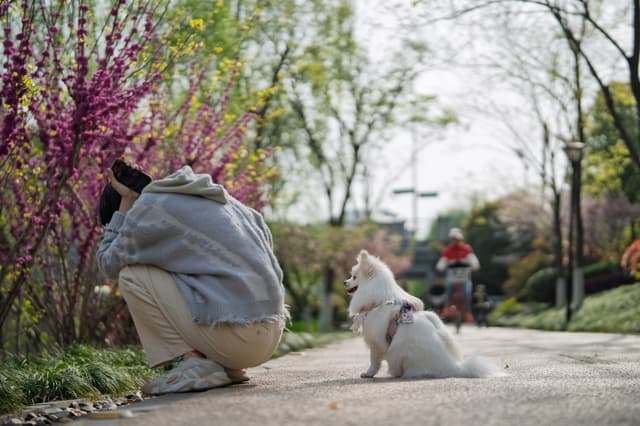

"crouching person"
[97,163,288,395]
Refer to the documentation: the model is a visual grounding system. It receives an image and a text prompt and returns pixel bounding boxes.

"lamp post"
[563,141,585,327]
[392,120,439,237]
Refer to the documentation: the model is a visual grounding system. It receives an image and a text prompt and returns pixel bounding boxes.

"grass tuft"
[0,345,154,415]
[0,369,25,414]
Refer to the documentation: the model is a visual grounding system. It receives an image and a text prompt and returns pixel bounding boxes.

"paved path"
[85,327,640,426]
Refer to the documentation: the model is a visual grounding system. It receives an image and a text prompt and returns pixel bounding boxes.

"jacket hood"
[143,165,228,204]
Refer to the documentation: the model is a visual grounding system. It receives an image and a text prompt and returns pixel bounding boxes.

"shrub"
[524,267,557,303]
[490,297,524,316]
[583,261,636,294]
[523,261,638,304]
[583,260,617,275]
[503,251,551,299]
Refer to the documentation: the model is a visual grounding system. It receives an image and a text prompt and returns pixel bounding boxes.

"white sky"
[271,0,627,238]
[352,1,538,238]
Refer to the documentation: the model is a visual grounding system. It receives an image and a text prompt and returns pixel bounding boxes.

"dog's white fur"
[345,249,502,379]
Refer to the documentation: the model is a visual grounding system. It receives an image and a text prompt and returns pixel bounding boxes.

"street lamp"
[564,141,585,162]
[563,141,585,327]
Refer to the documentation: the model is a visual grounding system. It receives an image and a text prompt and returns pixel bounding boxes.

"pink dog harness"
[386,302,416,344]
[351,300,417,343]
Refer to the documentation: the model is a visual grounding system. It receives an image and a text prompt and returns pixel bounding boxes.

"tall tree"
[415,0,640,173]
[583,81,640,204]
[284,0,443,330]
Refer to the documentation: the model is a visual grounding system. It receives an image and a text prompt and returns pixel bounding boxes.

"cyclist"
[435,228,480,318]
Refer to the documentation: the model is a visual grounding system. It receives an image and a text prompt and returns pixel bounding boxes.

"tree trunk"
[552,190,565,308]
[318,265,335,332]
[573,159,585,309]
[279,263,307,321]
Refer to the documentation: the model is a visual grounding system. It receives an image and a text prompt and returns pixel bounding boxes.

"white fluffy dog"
[344,249,502,379]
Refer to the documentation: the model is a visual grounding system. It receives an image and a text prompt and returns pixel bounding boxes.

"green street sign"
[418,191,438,198]
[392,188,415,194]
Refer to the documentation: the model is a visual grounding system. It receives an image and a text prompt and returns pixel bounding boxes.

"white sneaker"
[225,368,250,384]
[141,356,231,395]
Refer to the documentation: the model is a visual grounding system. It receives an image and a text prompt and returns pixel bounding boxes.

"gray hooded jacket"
[97,166,288,325]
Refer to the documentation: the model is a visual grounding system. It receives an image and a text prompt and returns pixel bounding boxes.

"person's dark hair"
[99,183,121,226]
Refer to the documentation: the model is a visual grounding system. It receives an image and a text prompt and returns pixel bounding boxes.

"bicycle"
[443,262,473,334]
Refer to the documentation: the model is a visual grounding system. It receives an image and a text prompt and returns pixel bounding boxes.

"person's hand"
[107,168,139,213]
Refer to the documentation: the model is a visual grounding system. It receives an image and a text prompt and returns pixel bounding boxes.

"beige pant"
[118,264,283,368]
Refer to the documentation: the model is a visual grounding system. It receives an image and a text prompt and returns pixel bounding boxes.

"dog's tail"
[459,355,507,378]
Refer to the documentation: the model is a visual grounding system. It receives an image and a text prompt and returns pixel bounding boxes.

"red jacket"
[441,243,474,261]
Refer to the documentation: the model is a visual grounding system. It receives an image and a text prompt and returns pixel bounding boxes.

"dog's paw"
[360,372,375,378]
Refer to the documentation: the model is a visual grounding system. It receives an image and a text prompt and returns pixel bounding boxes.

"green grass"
[490,283,640,333]
[568,283,640,333]
[0,331,352,415]
[0,345,154,415]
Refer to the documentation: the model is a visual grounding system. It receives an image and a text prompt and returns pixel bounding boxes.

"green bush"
[524,267,557,303]
[524,261,629,304]
[583,260,618,276]
[503,250,550,300]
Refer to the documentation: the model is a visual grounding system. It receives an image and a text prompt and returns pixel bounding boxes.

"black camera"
[111,159,152,193]
[99,160,152,225]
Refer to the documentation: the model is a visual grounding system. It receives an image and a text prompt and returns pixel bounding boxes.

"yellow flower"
[214,47,223,54]
[189,18,204,30]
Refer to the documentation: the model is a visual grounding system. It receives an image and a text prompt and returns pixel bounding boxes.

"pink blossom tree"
[0,0,162,335]
[0,0,279,350]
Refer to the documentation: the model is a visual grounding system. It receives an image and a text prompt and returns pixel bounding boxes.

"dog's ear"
[362,262,376,279]
[358,250,376,278]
